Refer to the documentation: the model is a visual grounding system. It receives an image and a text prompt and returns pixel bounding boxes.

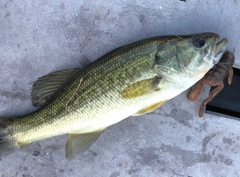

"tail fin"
[0,119,20,155]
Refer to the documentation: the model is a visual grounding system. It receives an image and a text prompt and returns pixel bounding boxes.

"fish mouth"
[212,36,228,63]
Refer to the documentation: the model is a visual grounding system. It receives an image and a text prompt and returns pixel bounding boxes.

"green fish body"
[0,33,228,159]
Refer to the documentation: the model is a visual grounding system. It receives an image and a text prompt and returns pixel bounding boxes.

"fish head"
[153,32,228,82]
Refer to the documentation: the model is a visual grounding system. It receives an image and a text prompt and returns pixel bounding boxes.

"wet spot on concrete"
[212,148,216,156]
[23,156,27,162]
[46,144,62,152]
[126,146,167,172]
[136,147,160,166]
[60,2,65,9]
[138,14,146,24]
[106,9,110,16]
[80,55,92,67]
[168,108,193,128]
[22,174,33,177]
[199,121,208,132]
[59,169,64,173]
[223,137,234,145]
[161,144,211,167]
[5,11,10,18]
[202,133,216,153]
[118,161,129,169]
[211,148,233,166]
[88,149,98,156]
[24,167,28,171]
[127,165,141,175]
[186,136,191,142]
[217,154,233,166]
[33,150,40,156]
[224,158,233,166]
[0,89,29,101]
[110,171,120,177]
[32,143,41,156]
[95,15,101,20]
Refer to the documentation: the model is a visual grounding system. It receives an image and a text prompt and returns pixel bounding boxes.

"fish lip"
[212,36,228,63]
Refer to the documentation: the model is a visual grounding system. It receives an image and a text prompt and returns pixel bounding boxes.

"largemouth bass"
[0,33,228,159]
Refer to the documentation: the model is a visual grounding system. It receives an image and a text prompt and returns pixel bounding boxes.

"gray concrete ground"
[0,0,240,177]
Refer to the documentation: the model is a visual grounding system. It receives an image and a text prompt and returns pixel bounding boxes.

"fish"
[0,33,228,159]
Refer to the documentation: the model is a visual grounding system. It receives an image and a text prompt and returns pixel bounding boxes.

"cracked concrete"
[1,0,240,177]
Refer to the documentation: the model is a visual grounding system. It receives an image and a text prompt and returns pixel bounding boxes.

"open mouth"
[213,37,228,62]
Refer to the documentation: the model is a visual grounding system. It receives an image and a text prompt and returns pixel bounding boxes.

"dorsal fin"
[31,68,80,107]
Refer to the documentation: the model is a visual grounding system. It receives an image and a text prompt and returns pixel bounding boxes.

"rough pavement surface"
[0,1,240,177]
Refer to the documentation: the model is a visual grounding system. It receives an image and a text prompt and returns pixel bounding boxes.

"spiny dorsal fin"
[121,77,162,99]
[65,130,104,160]
[31,68,80,107]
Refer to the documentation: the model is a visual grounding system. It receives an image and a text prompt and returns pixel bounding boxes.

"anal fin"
[133,100,167,116]
[65,130,104,160]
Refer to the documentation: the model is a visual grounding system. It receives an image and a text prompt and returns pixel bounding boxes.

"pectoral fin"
[31,68,80,107]
[121,77,162,99]
[66,130,104,160]
[133,100,167,116]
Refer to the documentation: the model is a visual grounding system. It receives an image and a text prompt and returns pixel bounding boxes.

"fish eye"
[192,35,205,48]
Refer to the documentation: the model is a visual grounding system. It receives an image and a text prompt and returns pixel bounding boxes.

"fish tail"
[0,119,20,155]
